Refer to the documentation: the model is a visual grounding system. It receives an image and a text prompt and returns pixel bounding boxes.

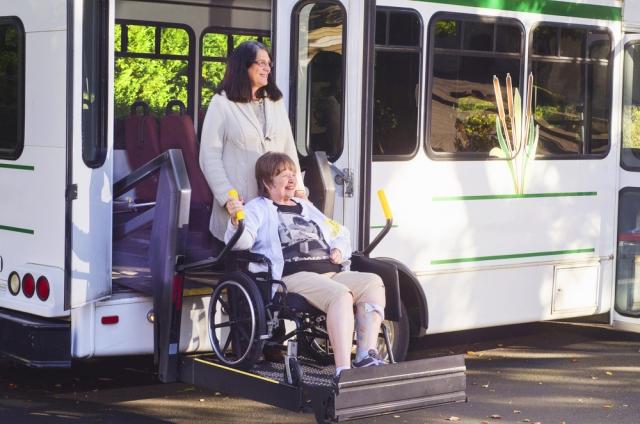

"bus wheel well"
[376,257,428,337]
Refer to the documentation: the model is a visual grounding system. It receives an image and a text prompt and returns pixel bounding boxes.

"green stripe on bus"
[0,163,35,171]
[415,0,621,21]
[431,248,595,265]
[0,224,34,235]
[370,224,399,229]
[432,192,597,201]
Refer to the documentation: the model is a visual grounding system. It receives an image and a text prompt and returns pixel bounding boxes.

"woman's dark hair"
[255,152,297,197]
[215,41,283,103]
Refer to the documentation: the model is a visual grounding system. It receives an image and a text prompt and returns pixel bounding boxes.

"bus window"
[427,15,523,158]
[530,25,612,157]
[114,21,194,119]
[616,189,640,318]
[82,0,108,167]
[0,17,24,160]
[291,2,345,162]
[372,9,421,160]
[622,42,640,171]
[200,30,270,114]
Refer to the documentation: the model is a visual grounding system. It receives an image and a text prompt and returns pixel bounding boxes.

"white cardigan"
[199,92,304,240]
[224,197,352,282]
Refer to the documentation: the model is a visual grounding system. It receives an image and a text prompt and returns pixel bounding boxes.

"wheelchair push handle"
[362,189,393,256]
[228,189,245,222]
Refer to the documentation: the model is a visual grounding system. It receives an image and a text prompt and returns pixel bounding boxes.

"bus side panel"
[0,4,69,318]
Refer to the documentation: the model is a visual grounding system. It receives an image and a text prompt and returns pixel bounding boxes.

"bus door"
[274,0,373,234]
[614,33,640,332]
[68,0,112,308]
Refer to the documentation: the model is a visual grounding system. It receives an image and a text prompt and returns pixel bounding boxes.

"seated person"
[225,152,386,375]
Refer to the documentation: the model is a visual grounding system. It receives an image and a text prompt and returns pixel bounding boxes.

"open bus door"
[614,32,640,332]
[68,0,113,310]
[274,0,370,232]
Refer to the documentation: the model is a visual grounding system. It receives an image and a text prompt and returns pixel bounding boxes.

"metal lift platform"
[137,150,467,423]
[179,353,466,422]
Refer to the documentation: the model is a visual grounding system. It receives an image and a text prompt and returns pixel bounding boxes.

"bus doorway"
[614,33,640,332]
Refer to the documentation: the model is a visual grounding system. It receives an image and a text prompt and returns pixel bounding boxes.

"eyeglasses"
[253,60,273,69]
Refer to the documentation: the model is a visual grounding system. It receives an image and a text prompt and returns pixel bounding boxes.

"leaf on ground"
[489,414,502,419]
[603,404,613,409]
[445,416,460,422]
[570,358,578,363]
[481,383,490,388]
[591,376,599,380]
[522,419,531,423]
[513,410,521,414]
[605,371,613,376]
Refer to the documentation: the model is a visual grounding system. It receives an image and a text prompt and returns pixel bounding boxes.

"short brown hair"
[255,152,297,197]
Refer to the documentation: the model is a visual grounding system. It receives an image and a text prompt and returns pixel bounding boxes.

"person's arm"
[199,95,235,208]
[224,200,263,251]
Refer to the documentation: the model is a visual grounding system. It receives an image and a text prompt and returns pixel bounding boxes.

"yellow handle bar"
[377,189,392,221]
[228,189,245,221]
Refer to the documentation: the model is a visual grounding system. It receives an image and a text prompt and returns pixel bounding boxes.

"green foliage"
[114,24,271,116]
[435,20,456,37]
[202,33,227,57]
[454,96,497,152]
[160,28,189,55]
[623,105,640,149]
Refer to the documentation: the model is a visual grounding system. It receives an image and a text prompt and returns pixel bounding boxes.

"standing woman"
[199,41,305,242]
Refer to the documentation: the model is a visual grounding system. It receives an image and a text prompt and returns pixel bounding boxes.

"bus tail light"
[101,316,119,325]
[8,272,20,296]
[22,273,35,298]
[36,276,50,301]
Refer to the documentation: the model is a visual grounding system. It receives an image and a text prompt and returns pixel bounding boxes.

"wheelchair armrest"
[231,250,273,267]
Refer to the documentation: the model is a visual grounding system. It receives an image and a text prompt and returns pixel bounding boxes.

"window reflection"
[530,25,611,157]
[373,9,421,160]
[293,2,345,160]
[616,190,640,317]
[622,42,640,169]
[429,17,522,155]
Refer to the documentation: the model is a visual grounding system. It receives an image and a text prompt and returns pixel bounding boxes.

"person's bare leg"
[326,291,354,371]
[355,282,386,359]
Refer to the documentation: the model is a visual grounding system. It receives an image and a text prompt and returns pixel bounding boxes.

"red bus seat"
[160,100,213,233]
[124,101,161,201]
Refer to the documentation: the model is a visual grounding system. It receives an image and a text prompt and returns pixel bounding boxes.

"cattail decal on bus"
[492,73,539,194]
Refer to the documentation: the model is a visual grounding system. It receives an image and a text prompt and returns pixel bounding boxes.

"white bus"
[0,0,639,370]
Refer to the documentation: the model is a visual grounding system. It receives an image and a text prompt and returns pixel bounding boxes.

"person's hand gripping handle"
[228,189,245,227]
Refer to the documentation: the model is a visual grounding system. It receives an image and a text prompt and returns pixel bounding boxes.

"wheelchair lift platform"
[179,353,466,422]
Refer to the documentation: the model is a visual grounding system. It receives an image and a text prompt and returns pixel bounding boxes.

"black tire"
[209,272,266,369]
[377,302,410,362]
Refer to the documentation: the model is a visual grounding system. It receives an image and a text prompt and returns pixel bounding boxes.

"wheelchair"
[202,201,408,372]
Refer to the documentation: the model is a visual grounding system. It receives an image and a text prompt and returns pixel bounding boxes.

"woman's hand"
[329,248,342,264]
[226,198,244,227]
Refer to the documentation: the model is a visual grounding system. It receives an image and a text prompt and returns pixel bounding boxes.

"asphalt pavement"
[1,321,639,424]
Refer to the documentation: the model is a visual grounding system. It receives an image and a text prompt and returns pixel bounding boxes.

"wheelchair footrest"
[317,354,467,422]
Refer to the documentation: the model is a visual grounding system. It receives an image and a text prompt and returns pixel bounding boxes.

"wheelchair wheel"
[209,272,266,369]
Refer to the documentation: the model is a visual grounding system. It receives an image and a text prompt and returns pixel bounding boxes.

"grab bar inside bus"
[362,190,393,256]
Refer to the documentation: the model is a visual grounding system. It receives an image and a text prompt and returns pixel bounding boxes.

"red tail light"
[22,273,35,298]
[36,276,50,301]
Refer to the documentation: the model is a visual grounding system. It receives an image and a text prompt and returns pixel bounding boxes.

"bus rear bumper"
[0,307,71,368]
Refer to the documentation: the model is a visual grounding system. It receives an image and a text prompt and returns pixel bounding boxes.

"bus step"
[316,354,467,422]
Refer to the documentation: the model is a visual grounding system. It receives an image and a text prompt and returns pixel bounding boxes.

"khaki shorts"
[281,271,385,313]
